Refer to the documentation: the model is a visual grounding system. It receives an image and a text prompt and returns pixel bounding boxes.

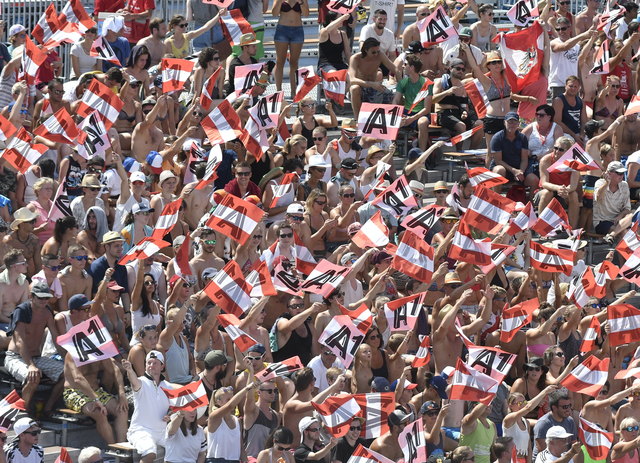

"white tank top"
[207,415,241,459]
[503,417,530,457]
[528,122,557,159]
[23,169,39,204]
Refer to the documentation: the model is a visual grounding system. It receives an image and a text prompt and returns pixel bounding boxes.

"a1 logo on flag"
[300,259,351,297]
[319,315,365,367]
[56,316,119,366]
[357,103,403,141]
[507,0,539,27]
[418,5,458,44]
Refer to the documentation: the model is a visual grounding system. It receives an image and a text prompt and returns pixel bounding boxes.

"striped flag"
[322,69,348,105]
[200,66,222,111]
[301,259,351,297]
[218,313,258,351]
[625,95,640,116]
[234,62,264,96]
[371,175,418,218]
[162,58,195,94]
[118,237,170,265]
[608,304,640,346]
[220,9,254,46]
[446,125,484,146]
[465,186,516,234]
[464,78,490,119]
[500,298,538,343]
[77,79,125,130]
[204,260,253,318]
[33,107,81,144]
[620,247,640,285]
[391,231,435,284]
[294,66,322,103]
[506,201,537,235]
[162,380,209,411]
[0,390,26,432]
[255,356,304,382]
[412,336,431,368]
[22,37,48,85]
[568,268,591,308]
[409,78,434,112]
[58,0,96,32]
[339,303,374,334]
[466,163,509,189]
[530,241,575,275]
[48,181,72,222]
[151,198,183,240]
[294,232,317,275]
[353,392,396,439]
[579,416,613,460]
[588,261,618,298]
[449,216,492,266]
[2,128,47,173]
[401,205,445,239]
[90,35,121,66]
[580,317,601,353]
[246,260,277,297]
[269,173,298,208]
[532,197,570,236]
[450,358,500,405]
[384,292,426,332]
[32,3,60,45]
[201,99,244,145]
[0,113,17,141]
[55,447,73,463]
[205,194,265,245]
[561,355,610,397]
[351,211,389,248]
[617,222,640,260]
[347,445,395,463]
[312,394,362,437]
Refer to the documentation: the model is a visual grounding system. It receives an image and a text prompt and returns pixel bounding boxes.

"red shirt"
[224,178,261,198]
[93,0,125,15]
[123,0,155,43]
[604,62,633,101]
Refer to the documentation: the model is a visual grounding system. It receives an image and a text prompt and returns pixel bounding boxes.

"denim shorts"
[274,24,304,44]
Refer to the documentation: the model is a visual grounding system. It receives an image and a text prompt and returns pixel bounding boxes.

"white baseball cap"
[146,350,165,364]
[546,426,573,439]
[13,417,38,436]
[8,24,26,37]
[130,171,146,183]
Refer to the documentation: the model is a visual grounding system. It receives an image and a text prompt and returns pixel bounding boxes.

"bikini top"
[594,106,619,119]
[281,1,302,13]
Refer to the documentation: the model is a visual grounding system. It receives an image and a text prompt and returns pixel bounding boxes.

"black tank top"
[439,74,467,107]
[65,155,85,198]
[273,313,313,365]
[319,37,346,68]
[559,94,583,136]
[299,116,319,148]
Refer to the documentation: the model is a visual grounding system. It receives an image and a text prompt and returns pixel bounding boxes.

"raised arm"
[504,384,558,428]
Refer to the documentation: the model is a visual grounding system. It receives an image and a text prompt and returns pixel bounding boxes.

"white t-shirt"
[129,376,171,436]
[70,42,98,79]
[113,195,150,232]
[101,168,122,198]
[593,179,631,226]
[366,0,405,33]
[549,39,580,87]
[308,355,343,392]
[164,424,207,463]
[359,24,396,56]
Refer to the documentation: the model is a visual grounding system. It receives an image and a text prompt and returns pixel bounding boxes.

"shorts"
[595,221,614,235]
[483,116,505,135]
[525,158,540,178]
[438,109,474,132]
[4,351,64,383]
[361,86,394,105]
[127,429,166,457]
[583,175,598,209]
[63,387,114,413]
[274,24,304,44]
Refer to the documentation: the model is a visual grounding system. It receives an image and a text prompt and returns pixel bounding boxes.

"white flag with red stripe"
[294,232,318,275]
[614,365,640,380]
[391,232,434,284]
[501,23,544,92]
[465,186,516,234]
[322,69,348,105]
[312,394,362,437]
[353,393,396,439]
[195,145,223,190]
[620,247,640,285]
[77,79,125,131]
[590,39,611,75]
[0,390,26,432]
[466,163,509,189]
[58,0,95,32]
[530,240,574,275]
[201,99,244,145]
[173,232,192,278]
[48,181,72,222]
[44,21,83,49]
[412,336,431,367]
[246,261,277,297]
[90,35,121,66]
[294,66,322,103]
[301,259,351,297]
[588,261,618,298]
[579,416,614,460]
[625,95,640,116]
[608,303,640,346]
[183,141,207,185]
[162,58,195,94]
[479,243,517,274]
[549,143,600,172]
[220,9,254,46]
[162,380,209,411]
[384,292,426,332]
[118,237,170,265]
[200,67,222,111]
[2,128,47,173]
[507,201,537,235]
[347,445,395,463]
[467,345,516,383]
[269,172,297,208]
[398,418,427,463]
[371,175,418,218]
[401,205,446,239]
[418,5,458,45]
[339,303,373,334]
[234,63,264,96]
[255,356,304,382]
[580,317,601,353]
[77,110,110,160]
[151,198,182,240]
[319,315,365,367]
[449,216,492,266]
[409,78,434,112]
[241,112,270,161]
[617,222,640,260]
[464,79,490,119]
[500,298,538,343]
[357,103,403,141]
[327,0,363,13]
[568,268,591,308]
[0,113,17,141]
[204,260,253,318]
[450,358,500,405]
[532,197,570,236]
[205,190,265,245]
[351,211,389,248]
[33,107,81,144]
[218,313,258,352]
[561,355,610,397]
[446,125,484,146]
[32,3,60,45]
[22,37,48,86]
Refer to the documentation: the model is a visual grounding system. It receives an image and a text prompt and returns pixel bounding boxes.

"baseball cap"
[107,280,125,291]
[347,222,362,235]
[123,157,141,174]
[299,416,320,434]
[146,350,165,364]
[31,281,53,298]
[141,96,157,107]
[449,58,465,68]
[69,294,93,311]
[372,251,392,265]
[308,155,330,169]
[388,409,412,426]
[607,161,626,173]
[286,203,305,214]
[341,158,359,170]
[391,378,418,391]
[505,111,519,121]
[408,147,423,160]
[585,119,605,137]
[130,171,146,183]
[547,426,573,439]
[371,376,391,392]
[204,350,233,369]
[13,417,38,437]
[247,343,266,354]
[131,203,154,214]
[420,401,441,415]
[444,271,462,285]
[407,40,425,54]
[459,27,472,37]
[409,180,425,194]
[340,252,358,265]
[430,374,449,399]
[146,151,163,174]
[9,24,26,37]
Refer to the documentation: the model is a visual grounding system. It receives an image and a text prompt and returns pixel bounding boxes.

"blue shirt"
[103,38,131,71]
[490,129,529,169]
[88,255,129,294]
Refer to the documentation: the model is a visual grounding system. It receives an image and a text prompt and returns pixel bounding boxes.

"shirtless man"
[181,163,214,230]
[76,208,106,260]
[4,282,64,411]
[370,410,412,460]
[348,37,396,118]
[137,18,167,67]
[59,245,93,312]
[613,113,640,158]
[190,228,225,289]
[402,5,429,48]
[313,289,345,349]
[282,367,345,445]
[0,250,29,349]
[575,0,600,34]
[615,382,640,433]
[131,95,167,163]
[4,208,41,279]
[582,383,638,433]
[63,354,128,444]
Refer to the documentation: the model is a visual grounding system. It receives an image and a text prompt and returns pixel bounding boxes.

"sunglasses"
[556,26,569,31]
[12,261,27,267]
[555,352,565,357]
[513,400,527,406]
[23,430,41,436]
[247,354,264,360]
[323,351,336,355]
[280,233,293,238]
[70,255,89,261]
[52,89,64,95]
[611,84,621,88]
[315,200,327,205]
[342,193,355,198]
[144,280,156,286]
[46,265,62,271]
[288,215,304,221]
[252,234,263,239]
[313,137,325,141]
[301,103,316,108]
[183,282,194,288]
[553,146,566,152]
[137,211,151,216]
[559,404,572,410]
[192,111,204,117]
[143,324,157,331]
[275,444,291,451]
[350,425,362,431]
[203,239,217,245]
[86,187,101,192]
[260,388,276,393]
[527,366,541,372]
[178,22,188,27]
[625,426,640,432]
[289,303,304,309]
[236,171,251,177]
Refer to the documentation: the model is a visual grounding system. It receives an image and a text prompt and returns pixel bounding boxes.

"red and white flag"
[44,21,83,48]
[617,222,640,260]
[55,448,73,463]
[22,37,48,86]
[202,0,234,7]
[206,191,265,245]
[588,261,619,298]
[204,260,253,318]
[568,268,591,308]
[398,418,427,463]
[300,259,351,297]
[507,0,539,26]
[608,303,640,346]
[530,241,574,275]
[183,141,207,185]
[620,247,640,285]
[446,125,484,146]
[418,5,458,44]
[32,3,60,45]
[77,110,111,160]
[449,216,492,266]
[464,79,490,119]
[118,237,170,265]
[195,145,223,190]
[200,67,222,111]
[384,292,426,332]
[358,103,403,141]
[48,181,72,222]
[294,232,318,275]
[0,390,26,432]
[479,242,517,274]
[351,211,389,248]
[412,336,431,368]
[33,107,81,144]
[269,172,298,208]
[347,445,395,463]
[162,380,209,411]
[450,358,500,405]
[625,95,640,116]
[58,0,95,32]
[173,232,193,278]
[371,175,418,218]
[90,35,121,66]
[246,261,277,297]
[391,232,435,284]
[500,298,538,343]
[220,9,254,46]
[590,39,611,75]
[312,394,362,437]
[339,303,373,334]
[2,128,47,173]
[322,69,348,106]
[255,356,304,382]
[580,317,601,353]
[466,164,509,189]
[401,205,445,239]
[561,355,610,397]
[532,197,570,236]
[218,313,258,351]
[57,316,119,366]
[549,143,600,172]
[501,22,544,92]
[319,315,365,367]
[241,113,270,161]
[466,186,516,234]
[409,78,434,112]
[327,0,363,14]
[507,201,537,235]
[151,198,182,240]
[234,62,264,95]
[353,393,396,439]
[162,58,195,94]
[579,416,614,460]
[77,79,125,131]
[0,113,17,141]
[201,99,244,145]
[597,5,626,38]
[467,346,517,383]
[294,66,322,103]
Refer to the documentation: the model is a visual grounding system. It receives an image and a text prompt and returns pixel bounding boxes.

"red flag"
[352,211,389,248]
[118,237,170,265]
[255,356,304,382]
[353,393,396,439]
[77,79,125,131]
[200,66,222,111]
[269,172,298,208]
[357,103,404,141]
[464,78,490,119]
[151,198,182,240]
[162,380,209,411]
[449,216,492,266]
[294,66,322,103]
[500,22,544,92]
[322,69,348,106]
[500,298,538,343]
[90,35,121,66]
[0,113,17,141]
[588,261,619,298]
[218,313,258,351]
[391,232,434,284]
[412,336,431,367]
[617,222,640,260]
[33,107,81,144]
[220,9,254,46]
[579,417,614,460]
[530,241,574,275]
[446,125,484,146]
[204,260,253,317]
[339,303,373,334]
[608,304,640,346]
[54,448,73,463]
[205,194,265,245]
[195,145,222,190]
[409,78,434,112]
[506,201,537,235]
[162,58,195,94]
[246,261,277,297]
[2,128,47,173]
[294,232,318,275]
[173,232,192,278]
[201,99,244,145]
[32,3,60,45]
[465,186,516,234]
[466,164,509,189]
[22,37,48,86]
[384,292,426,332]
[0,389,26,432]
[58,0,96,32]
[580,317,601,353]
[561,355,610,397]
[479,243,517,274]
[568,268,591,308]
[620,247,640,285]
[532,197,570,236]
[312,394,362,437]
[450,358,500,405]
[348,445,396,463]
